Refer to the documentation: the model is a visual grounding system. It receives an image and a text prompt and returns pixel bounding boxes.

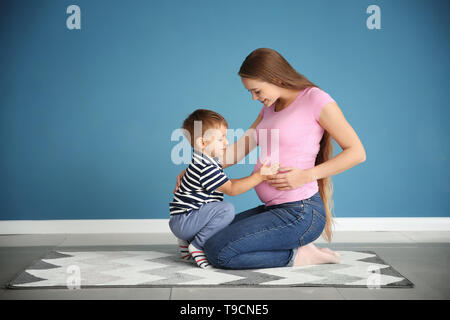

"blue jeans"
[169,201,235,250]
[203,191,326,269]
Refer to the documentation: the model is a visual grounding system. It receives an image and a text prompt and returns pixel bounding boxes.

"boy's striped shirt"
[169,149,229,216]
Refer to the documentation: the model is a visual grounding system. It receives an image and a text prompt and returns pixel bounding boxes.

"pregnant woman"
[174,48,366,269]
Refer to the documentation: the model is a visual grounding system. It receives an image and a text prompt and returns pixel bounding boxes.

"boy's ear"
[194,136,205,150]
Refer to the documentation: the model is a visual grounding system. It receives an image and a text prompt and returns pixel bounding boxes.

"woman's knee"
[203,238,221,266]
[203,232,233,268]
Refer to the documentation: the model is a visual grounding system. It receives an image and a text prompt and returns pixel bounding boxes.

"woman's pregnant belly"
[252,156,319,206]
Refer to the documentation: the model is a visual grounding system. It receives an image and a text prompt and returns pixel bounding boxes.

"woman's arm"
[221,114,262,169]
[309,101,366,181]
[267,102,366,189]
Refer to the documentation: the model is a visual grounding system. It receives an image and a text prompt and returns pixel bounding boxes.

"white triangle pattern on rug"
[9,250,412,288]
[252,251,404,286]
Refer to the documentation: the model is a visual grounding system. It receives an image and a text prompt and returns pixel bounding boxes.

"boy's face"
[200,125,228,159]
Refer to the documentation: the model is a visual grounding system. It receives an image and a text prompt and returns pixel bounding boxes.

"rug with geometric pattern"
[7,250,414,289]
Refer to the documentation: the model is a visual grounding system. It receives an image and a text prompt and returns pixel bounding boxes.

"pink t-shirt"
[252,86,335,206]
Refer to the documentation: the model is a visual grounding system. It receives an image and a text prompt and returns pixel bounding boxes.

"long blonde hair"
[238,48,335,243]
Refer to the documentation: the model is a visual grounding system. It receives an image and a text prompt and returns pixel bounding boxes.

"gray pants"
[169,201,235,249]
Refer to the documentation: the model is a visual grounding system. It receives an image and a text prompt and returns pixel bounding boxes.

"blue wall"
[0,0,449,220]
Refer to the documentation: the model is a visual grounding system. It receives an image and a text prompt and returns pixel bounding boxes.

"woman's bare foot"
[294,243,340,267]
[319,247,340,258]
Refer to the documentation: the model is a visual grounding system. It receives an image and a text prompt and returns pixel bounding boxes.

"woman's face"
[241,77,282,107]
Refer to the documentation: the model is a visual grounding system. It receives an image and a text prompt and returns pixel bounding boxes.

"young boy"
[169,109,278,268]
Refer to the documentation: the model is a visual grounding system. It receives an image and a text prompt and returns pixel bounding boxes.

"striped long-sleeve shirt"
[169,149,229,216]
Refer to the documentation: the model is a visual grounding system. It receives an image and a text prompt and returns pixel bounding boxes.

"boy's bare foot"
[294,243,340,267]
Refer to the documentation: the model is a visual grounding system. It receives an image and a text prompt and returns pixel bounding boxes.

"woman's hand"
[266,166,314,190]
[173,169,186,193]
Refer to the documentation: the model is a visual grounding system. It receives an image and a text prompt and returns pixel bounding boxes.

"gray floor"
[0,232,449,300]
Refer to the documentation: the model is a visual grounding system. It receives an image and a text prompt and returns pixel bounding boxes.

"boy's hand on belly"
[259,160,280,176]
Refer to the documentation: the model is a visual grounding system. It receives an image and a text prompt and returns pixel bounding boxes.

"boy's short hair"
[182,109,228,147]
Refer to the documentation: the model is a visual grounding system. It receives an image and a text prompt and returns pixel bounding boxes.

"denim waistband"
[264,201,303,210]
[263,192,319,210]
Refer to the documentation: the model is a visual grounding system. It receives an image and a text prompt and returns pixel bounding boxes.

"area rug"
[7,249,414,289]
